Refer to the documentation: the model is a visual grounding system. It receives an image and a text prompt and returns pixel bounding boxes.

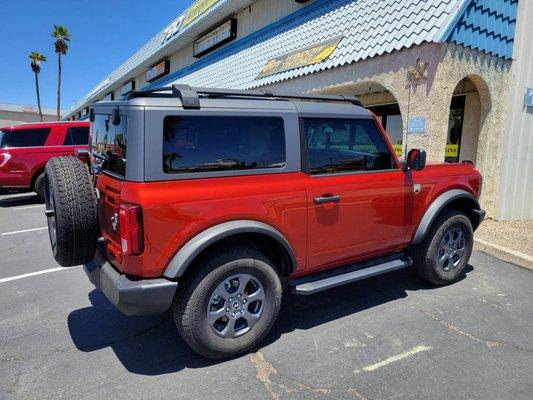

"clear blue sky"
[0,0,194,111]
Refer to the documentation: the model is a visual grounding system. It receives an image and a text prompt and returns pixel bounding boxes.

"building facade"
[67,0,532,220]
[0,103,59,127]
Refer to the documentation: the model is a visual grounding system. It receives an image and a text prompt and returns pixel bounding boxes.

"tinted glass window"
[0,128,50,148]
[163,116,285,174]
[64,126,89,145]
[91,114,127,177]
[304,118,393,174]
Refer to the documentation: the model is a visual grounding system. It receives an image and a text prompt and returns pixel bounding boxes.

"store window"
[367,104,404,157]
[445,96,465,163]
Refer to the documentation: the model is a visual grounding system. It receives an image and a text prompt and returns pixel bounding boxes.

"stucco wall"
[264,42,511,217]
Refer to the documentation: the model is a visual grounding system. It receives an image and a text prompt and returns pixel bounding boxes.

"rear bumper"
[84,251,178,316]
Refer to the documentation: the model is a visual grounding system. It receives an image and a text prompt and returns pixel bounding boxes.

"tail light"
[119,203,143,255]
[0,152,12,169]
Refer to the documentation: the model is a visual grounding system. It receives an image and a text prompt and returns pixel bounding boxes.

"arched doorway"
[445,76,491,164]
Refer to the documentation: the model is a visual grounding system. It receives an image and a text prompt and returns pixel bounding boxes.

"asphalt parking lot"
[1,191,532,400]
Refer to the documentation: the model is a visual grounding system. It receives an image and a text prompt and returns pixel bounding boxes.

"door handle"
[313,195,341,205]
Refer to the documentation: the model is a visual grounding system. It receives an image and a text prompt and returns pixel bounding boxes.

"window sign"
[120,80,136,96]
[146,59,170,82]
[525,87,533,107]
[408,116,427,134]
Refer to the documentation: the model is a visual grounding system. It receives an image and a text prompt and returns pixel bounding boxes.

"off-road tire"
[411,209,473,285]
[44,156,98,267]
[173,247,282,359]
[34,172,45,202]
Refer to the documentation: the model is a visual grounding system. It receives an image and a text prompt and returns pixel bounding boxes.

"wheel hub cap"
[437,225,466,272]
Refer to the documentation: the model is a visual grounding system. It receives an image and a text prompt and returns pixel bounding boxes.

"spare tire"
[44,157,98,267]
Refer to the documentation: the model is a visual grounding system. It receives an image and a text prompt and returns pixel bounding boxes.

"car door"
[302,116,412,271]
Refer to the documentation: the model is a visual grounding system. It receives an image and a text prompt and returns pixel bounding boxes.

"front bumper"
[84,252,178,316]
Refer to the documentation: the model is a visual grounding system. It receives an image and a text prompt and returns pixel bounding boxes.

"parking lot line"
[1,227,47,236]
[0,266,74,284]
[12,205,45,211]
[354,345,432,373]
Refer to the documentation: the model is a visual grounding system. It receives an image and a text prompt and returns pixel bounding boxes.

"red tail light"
[0,152,12,169]
[119,203,143,255]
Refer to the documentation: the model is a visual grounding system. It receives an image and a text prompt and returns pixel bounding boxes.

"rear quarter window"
[162,116,286,174]
[64,126,89,145]
[0,128,51,148]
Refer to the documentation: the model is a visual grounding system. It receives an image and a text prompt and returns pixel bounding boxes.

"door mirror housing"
[405,149,426,171]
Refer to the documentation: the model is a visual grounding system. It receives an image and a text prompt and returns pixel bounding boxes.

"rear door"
[302,116,411,271]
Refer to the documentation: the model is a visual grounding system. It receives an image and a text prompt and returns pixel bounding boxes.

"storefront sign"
[445,144,459,158]
[120,80,136,96]
[525,86,533,107]
[194,19,237,58]
[161,0,221,44]
[408,116,427,134]
[21,106,38,113]
[257,36,343,78]
[146,59,170,82]
[184,0,220,27]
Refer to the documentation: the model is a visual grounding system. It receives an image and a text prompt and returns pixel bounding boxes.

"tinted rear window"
[91,114,127,177]
[0,128,50,148]
[163,116,286,174]
[64,126,89,145]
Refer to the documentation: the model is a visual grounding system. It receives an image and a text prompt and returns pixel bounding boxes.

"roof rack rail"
[127,84,363,108]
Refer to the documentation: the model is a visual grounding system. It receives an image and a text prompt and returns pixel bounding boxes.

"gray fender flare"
[163,220,296,279]
[412,189,481,244]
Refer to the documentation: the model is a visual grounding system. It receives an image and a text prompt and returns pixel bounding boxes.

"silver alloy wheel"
[437,225,466,272]
[207,273,265,338]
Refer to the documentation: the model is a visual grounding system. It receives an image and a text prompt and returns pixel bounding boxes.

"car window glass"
[0,128,51,148]
[64,126,89,145]
[91,114,127,177]
[304,118,393,174]
[163,116,286,174]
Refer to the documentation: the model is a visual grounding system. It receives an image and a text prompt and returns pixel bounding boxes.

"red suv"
[44,86,484,359]
[0,121,89,200]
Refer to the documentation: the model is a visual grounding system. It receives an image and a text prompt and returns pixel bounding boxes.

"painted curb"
[475,238,533,270]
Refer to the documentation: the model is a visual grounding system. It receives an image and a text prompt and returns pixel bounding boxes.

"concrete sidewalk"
[475,218,533,269]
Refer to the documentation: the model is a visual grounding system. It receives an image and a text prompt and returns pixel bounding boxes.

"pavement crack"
[250,351,368,399]
[415,307,502,348]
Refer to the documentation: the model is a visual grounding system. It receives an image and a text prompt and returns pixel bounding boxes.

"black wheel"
[173,247,282,359]
[411,209,473,285]
[44,157,98,267]
[34,172,45,202]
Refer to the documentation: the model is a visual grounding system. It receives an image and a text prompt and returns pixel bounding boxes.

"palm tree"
[51,25,71,120]
[28,52,47,122]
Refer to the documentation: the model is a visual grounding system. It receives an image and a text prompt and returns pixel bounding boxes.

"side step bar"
[290,255,412,295]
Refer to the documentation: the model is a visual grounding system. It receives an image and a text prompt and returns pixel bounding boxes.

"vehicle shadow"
[0,193,42,208]
[67,265,473,375]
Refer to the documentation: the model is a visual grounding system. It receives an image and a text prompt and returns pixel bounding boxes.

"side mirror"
[405,149,426,171]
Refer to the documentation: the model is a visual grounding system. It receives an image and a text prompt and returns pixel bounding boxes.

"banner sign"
[257,36,343,78]
[146,59,170,82]
[408,116,427,134]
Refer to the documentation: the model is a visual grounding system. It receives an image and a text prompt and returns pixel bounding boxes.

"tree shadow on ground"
[67,265,473,375]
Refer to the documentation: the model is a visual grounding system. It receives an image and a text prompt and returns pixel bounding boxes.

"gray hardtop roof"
[92,96,372,118]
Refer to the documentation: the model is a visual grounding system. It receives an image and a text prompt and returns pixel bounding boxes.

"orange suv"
[44,86,484,358]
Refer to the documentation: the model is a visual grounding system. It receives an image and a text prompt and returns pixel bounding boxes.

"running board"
[290,255,412,295]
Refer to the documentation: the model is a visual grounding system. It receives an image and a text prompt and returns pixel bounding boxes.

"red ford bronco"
[44,86,484,359]
[0,121,89,200]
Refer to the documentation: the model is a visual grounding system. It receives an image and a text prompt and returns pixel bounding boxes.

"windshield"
[91,113,128,177]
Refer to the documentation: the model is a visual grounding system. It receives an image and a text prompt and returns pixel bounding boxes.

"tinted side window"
[91,114,127,177]
[0,128,50,148]
[64,127,89,145]
[304,118,393,174]
[163,116,285,174]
